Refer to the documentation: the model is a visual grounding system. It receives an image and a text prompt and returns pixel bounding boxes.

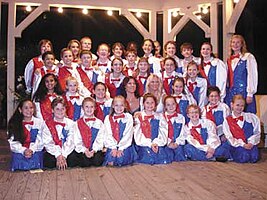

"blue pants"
[11,151,43,171]
[184,144,230,161]
[135,146,172,165]
[103,145,137,167]
[164,145,187,162]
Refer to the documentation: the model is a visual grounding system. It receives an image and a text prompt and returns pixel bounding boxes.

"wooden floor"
[1,129,267,200]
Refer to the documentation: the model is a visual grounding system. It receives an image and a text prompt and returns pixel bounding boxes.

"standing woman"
[67,39,81,63]
[225,34,258,113]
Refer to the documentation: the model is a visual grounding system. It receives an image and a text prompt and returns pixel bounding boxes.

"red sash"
[76,67,94,93]
[46,119,63,147]
[205,104,218,124]
[58,67,72,91]
[227,54,240,88]
[105,73,117,98]
[165,113,178,141]
[40,94,55,120]
[226,116,246,142]
[77,118,92,149]
[190,124,204,144]
[198,65,210,86]
[31,57,44,86]
[139,115,154,138]
[22,121,34,148]
[109,115,120,142]
[187,81,197,94]
[95,102,105,121]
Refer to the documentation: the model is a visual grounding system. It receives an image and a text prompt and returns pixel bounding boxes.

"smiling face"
[148,76,160,92]
[165,43,176,57]
[93,84,106,100]
[200,43,212,59]
[138,61,149,74]
[172,80,184,95]
[112,59,123,73]
[97,44,110,59]
[69,41,80,57]
[66,80,78,94]
[231,98,245,116]
[125,78,137,94]
[81,38,92,51]
[208,91,220,106]
[144,96,156,113]
[19,100,34,121]
[142,40,153,55]
[45,75,56,93]
[53,103,66,121]
[112,98,125,115]
[164,59,176,75]
[187,106,200,123]
[164,97,177,114]
[187,64,198,79]
[83,100,95,117]
[40,42,52,55]
[43,54,55,68]
[113,45,123,58]
[62,50,73,66]
[230,37,243,54]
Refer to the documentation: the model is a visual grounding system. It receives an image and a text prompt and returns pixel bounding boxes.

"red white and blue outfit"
[198,57,227,101]
[94,98,113,122]
[74,116,105,167]
[163,113,187,162]
[186,77,207,109]
[103,113,136,166]
[184,119,230,161]
[134,111,171,164]
[202,102,230,139]
[225,53,258,113]
[43,117,77,168]
[8,117,44,171]
[173,92,196,123]
[63,92,84,121]
[104,73,125,98]
[222,112,260,163]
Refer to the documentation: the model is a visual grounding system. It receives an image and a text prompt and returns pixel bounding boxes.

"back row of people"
[24,34,258,114]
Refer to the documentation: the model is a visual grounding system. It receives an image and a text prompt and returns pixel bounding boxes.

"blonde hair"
[229,34,248,57]
[110,95,128,115]
[145,74,163,103]
[231,94,245,104]
[186,104,201,115]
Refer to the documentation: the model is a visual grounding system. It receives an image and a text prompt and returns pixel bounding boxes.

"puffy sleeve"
[246,53,258,96]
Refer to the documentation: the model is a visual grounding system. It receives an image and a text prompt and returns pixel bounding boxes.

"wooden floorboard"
[0,126,267,200]
[0,160,266,200]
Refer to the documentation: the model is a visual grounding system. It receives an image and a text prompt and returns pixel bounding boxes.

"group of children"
[7,34,261,171]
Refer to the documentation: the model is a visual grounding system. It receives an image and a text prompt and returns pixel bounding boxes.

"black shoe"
[215,157,228,162]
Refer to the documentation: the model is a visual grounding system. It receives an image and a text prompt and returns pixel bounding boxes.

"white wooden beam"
[7,1,16,121]
[226,0,248,33]
[149,10,157,40]
[121,8,151,39]
[223,0,247,60]
[14,3,49,37]
[210,2,218,55]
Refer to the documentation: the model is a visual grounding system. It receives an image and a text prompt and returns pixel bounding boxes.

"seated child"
[163,96,187,162]
[74,97,105,167]
[8,99,44,171]
[184,104,229,161]
[223,94,261,163]
[134,93,171,165]
[43,97,77,170]
[103,96,136,166]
